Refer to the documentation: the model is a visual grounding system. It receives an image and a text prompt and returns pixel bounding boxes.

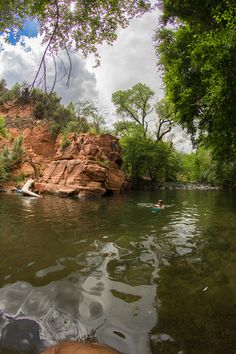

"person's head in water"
[155,200,165,209]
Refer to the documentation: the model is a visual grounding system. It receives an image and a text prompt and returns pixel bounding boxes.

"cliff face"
[0,104,126,198]
[35,133,126,198]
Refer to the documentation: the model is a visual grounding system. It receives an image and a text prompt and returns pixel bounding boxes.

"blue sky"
[8,19,39,45]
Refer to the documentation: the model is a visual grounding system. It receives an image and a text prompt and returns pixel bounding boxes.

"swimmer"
[154,200,165,209]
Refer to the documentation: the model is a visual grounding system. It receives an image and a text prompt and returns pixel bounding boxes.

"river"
[0,190,236,354]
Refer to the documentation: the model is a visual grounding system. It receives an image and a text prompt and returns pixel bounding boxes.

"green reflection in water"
[0,190,235,353]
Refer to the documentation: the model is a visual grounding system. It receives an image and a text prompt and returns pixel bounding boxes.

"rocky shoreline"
[0,180,222,196]
[0,133,127,198]
[127,180,223,192]
[158,182,221,190]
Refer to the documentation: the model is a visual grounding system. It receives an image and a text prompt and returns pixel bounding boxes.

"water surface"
[0,190,236,353]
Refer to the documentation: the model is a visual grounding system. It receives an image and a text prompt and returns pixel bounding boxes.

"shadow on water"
[0,190,236,353]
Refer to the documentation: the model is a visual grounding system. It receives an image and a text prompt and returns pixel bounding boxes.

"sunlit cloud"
[0,35,98,104]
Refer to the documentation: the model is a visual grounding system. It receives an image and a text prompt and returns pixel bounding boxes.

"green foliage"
[12,173,27,185]
[31,89,61,120]
[61,134,71,150]
[0,116,8,138]
[10,136,24,166]
[0,0,152,64]
[112,83,155,132]
[0,136,24,182]
[112,84,175,140]
[0,80,30,105]
[97,158,110,168]
[156,2,236,182]
[119,124,181,182]
[113,120,139,138]
[180,148,213,183]
[0,79,8,105]
[178,147,236,186]
[76,101,107,135]
[0,79,108,138]
[214,161,236,187]
[0,155,9,182]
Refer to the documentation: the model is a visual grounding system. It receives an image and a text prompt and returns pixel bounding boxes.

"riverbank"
[0,180,222,196]
[130,178,221,191]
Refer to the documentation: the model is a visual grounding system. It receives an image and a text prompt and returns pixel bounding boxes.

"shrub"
[0,116,8,138]
[0,136,24,182]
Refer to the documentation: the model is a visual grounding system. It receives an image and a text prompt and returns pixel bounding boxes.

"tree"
[156,1,236,171]
[155,98,175,142]
[0,136,24,181]
[0,79,9,105]
[0,0,153,89]
[0,80,30,105]
[112,83,155,134]
[112,83,175,140]
[118,123,181,182]
[31,89,62,119]
[76,101,107,135]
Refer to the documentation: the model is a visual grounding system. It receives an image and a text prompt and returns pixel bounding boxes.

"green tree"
[112,83,155,134]
[76,101,107,135]
[156,1,236,176]
[113,120,139,138]
[0,136,24,181]
[0,79,8,105]
[10,136,24,166]
[112,84,175,140]
[119,124,181,182]
[31,89,61,119]
[0,79,8,104]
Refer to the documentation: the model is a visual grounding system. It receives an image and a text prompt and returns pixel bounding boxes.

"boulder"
[0,106,126,198]
[27,122,55,157]
[33,133,126,198]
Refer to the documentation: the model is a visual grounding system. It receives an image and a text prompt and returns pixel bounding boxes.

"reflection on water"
[0,190,236,353]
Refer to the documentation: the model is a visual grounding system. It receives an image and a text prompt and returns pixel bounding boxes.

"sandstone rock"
[28,122,55,157]
[106,169,125,191]
[0,107,127,198]
[35,133,126,198]
[11,162,35,178]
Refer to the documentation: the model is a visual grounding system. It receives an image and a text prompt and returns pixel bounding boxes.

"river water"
[0,190,236,354]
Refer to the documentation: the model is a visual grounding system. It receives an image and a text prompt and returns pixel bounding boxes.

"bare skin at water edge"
[154,199,165,209]
[41,341,121,354]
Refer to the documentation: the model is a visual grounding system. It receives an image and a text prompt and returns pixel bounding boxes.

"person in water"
[155,200,165,209]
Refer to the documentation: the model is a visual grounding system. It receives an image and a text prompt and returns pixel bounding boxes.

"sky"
[0,9,191,152]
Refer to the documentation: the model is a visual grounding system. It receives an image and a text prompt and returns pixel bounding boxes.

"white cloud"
[86,9,163,117]
[0,35,98,104]
[0,10,163,111]
[0,12,192,152]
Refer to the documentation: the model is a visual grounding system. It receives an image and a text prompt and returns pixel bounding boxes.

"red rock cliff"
[35,133,126,198]
[0,104,126,197]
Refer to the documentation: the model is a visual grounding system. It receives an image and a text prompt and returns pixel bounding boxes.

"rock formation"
[34,133,126,198]
[0,104,126,197]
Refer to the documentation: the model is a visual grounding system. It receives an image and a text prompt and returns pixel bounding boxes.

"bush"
[119,126,182,182]
[0,136,24,182]
[0,155,9,182]
[0,116,8,138]
[10,136,24,166]
[61,134,71,150]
